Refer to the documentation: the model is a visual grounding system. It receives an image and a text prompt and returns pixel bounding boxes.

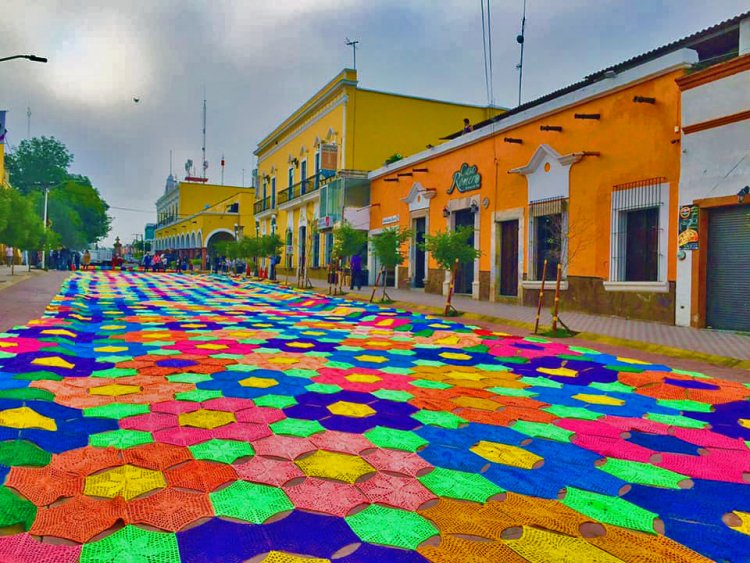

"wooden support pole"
[533,259,548,334]
[551,263,562,333]
[444,258,459,316]
[370,268,383,303]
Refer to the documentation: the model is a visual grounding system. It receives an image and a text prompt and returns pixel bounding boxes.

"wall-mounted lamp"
[291,157,300,168]
[738,186,750,204]
[470,201,479,214]
[263,174,271,182]
[442,206,450,218]
[633,96,656,104]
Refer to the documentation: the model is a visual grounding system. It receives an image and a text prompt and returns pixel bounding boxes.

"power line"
[480,0,491,106]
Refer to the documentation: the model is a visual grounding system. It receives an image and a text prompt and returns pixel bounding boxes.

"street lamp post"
[0,54,47,64]
[41,187,49,269]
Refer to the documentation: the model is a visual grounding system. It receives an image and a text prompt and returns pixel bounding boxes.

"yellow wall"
[254,68,499,271]
[155,186,255,251]
[351,89,494,170]
[0,144,6,189]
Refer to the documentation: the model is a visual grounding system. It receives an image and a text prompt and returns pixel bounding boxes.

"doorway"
[453,209,475,294]
[298,225,307,272]
[499,219,519,296]
[413,217,426,288]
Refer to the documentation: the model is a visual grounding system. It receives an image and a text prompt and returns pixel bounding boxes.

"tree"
[0,189,45,274]
[49,181,111,247]
[261,233,283,280]
[332,222,367,261]
[5,137,73,195]
[331,221,367,294]
[421,226,480,315]
[370,227,411,302]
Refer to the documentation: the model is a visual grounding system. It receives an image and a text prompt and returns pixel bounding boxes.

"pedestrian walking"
[82,250,91,271]
[4,246,13,267]
[73,251,81,271]
[350,253,363,290]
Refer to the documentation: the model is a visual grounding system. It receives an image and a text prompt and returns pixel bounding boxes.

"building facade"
[674,24,750,331]
[253,68,499,279]
[368,13,750,324]
[153,175,255,267]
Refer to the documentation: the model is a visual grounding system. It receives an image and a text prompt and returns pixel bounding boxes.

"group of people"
[48,249,92,271]
[142,253,193,272]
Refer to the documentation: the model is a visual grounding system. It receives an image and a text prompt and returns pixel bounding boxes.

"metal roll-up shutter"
[706,205,750,331]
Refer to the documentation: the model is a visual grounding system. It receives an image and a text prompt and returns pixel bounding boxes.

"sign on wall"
[678,204,699,250]
[447,163,481,194]
[320,143,338,178]
[382,214,400,226]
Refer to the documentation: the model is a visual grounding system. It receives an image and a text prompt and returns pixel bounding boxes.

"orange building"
[368,14,748,323]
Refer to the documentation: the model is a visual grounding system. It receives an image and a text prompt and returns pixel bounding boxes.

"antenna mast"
[201,93,207,180]
[516,0,527,107]
[26,106,31,139]
[345,38,359,70]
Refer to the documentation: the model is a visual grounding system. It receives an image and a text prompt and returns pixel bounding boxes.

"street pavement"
[0,271,748,561]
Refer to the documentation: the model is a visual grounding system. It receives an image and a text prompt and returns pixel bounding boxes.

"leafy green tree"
[48,181,111,247]
[5,137,73,195]
[333,222,367,262]
[0,189,45,274]
[261,233,284,280]
[421,226,480,315]
[370,227,411,302]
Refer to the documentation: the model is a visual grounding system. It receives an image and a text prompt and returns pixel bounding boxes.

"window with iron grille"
[285,229,293,269]
[288,167,294,188]
[610,178,667,282]
[528,197,568,280]
[271,177,277,209]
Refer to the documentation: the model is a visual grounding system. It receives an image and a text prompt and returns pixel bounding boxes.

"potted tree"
[421,225,480,316]
[369,227,411,303]
[331,221,367,294]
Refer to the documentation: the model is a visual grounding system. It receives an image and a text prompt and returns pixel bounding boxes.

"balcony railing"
[254,197,271,214]
[278,173,327,206]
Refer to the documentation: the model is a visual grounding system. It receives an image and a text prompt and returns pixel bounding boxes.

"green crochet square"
[411,410,466,429]
[345,504,437,550]
[418,467,503,502]
[189,438,255,464]
[365,426,428,452]
[80,525,180,563]
[562,486,658,534]
[0,440,51,467]
[270,418,325,438]
[210,481,293,524]
[90,429,154,449]
[84,403,150,420]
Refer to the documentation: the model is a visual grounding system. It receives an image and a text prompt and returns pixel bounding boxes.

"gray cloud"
[1,1,747,245]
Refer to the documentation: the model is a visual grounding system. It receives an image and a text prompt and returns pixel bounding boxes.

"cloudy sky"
[1,1,747,245]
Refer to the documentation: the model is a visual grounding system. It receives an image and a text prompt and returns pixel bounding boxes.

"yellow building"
[153,175,254,267]
[253,68,499,278]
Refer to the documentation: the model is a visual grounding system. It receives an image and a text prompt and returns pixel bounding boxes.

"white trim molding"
[603,281,670,292]
[521,280,569,291]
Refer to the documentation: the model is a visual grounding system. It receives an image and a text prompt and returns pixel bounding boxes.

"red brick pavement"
[0,271,71,332]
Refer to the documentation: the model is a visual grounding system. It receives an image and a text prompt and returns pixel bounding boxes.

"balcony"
[278,173,327,206]
[254,197,272,214]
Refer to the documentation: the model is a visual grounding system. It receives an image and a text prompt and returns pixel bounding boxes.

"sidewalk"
[0,269,70,332]
[305,278,750,368]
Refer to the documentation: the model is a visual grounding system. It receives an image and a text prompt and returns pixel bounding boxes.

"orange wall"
[371,70,683,281]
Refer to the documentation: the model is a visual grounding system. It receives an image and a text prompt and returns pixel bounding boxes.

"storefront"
[369,48,697,322]
[675,48,750,330]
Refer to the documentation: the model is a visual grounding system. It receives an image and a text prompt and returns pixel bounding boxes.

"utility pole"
[201,93,207,180]
[345,38,359,70]
[41,187,49,270]
[516,0,527,107]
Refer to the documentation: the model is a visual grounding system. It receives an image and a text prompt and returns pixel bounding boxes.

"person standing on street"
[4,246,13,267]
[350,253,363,291]
[82,250,91,271]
